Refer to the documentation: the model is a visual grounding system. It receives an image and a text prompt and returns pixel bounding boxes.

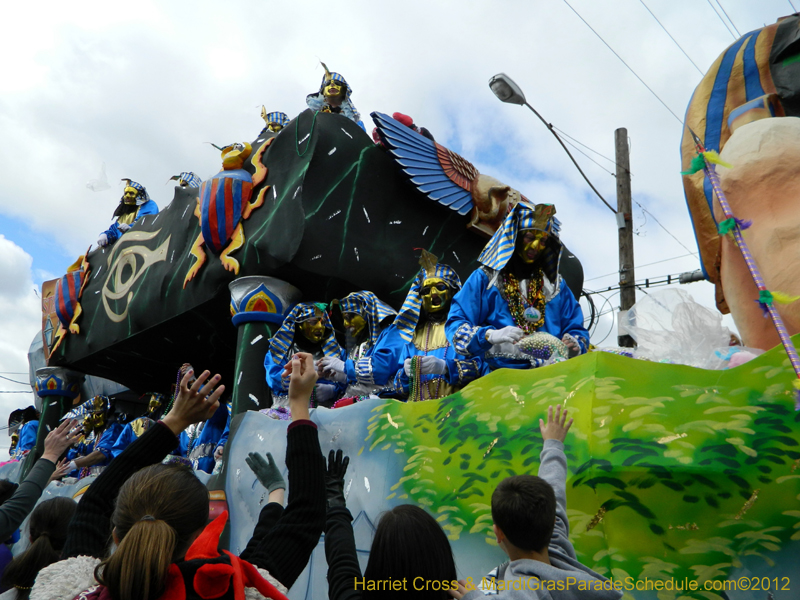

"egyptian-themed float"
[4,18,800,599]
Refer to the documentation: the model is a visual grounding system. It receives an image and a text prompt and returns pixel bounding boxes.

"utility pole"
[616,128,635,347]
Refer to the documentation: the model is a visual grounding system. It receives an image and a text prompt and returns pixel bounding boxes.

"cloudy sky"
[0,0,793,447]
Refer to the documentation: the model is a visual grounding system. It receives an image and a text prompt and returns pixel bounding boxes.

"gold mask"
[299,317,327,344]
[323,81,343,101]
[148,396,162,413]
[515,230,549,264]
[123,186,139,205]
[420,277,451,314]
[343,312,366,338]
[267,122,283,132]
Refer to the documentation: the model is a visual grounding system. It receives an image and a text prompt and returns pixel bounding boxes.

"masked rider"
[306,66,365,131]
[110,393,166,457]
[265,303,346,416]
[318,291,399,399]
[446,202,589,370]
[97,179,158,247]
[390,251,487,401]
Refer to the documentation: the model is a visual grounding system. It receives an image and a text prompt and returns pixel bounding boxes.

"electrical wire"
[714,0,741,37]
[551,126,623,170]
[584,252,696,282]
[705,0,737,39]
[0,391,33,394]
[522,101,616,213]
[638,0,704,75]
[0,374,28,385]
[790,0,799,13]
[633,201,699,257]
[561,0,685,124]
[559,137,616,177]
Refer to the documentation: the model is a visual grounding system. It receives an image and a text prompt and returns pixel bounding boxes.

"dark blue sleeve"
[363,326,405,386]
[445,269,493,357]
[264,351,290,397]
[18,422,39,453]
[550,285,589,353]
[110,424,134,458]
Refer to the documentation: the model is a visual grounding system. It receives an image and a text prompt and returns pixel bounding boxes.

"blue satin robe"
[446,268,589,371]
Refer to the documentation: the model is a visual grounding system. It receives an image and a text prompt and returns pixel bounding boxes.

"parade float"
[4,15,800,597]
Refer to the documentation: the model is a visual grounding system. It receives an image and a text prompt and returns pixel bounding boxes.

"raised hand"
[324,449,350,509]
[42,419,79,463]
[539,404,573,443]
[245,452,286,493]
[162,368,225,436]
[286,353,317,421]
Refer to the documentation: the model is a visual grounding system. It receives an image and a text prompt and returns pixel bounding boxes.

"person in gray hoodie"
[451,405,622,600]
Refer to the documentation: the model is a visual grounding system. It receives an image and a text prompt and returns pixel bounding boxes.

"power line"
[714,0,741,37]
[0,391,33,394]
[0,375,28,386]
[561,0,684,124]
[633,201,699,257]
[706,0,737,39]
[790,0,799,14]
[552,126,622,170]
[638,0,704,75]
[559,137,616,177]
[584,252,696,283]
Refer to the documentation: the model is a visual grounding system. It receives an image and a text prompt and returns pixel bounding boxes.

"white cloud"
[0,236,40,436]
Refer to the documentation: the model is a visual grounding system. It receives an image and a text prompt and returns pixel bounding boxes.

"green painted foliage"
[364,345,800,596]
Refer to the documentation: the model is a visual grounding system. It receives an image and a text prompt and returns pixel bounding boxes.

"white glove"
[562,334,582,357]
[486,326,524,345]
[318,356,347,383]
[214,445,224,461]
[68,460,78,472]
[97,233,108,247]
[403,356,447,376]
[315,383,338,403]
[118,223,132,232]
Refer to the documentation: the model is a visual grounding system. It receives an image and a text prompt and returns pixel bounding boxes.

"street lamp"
[489,73,526,105]
[488,72,614,213]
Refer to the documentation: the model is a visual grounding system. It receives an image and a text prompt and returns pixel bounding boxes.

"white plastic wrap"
[619,288,756,369]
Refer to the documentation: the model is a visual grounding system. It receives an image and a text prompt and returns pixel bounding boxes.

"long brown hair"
[1,497,77,600]
[95,464,209,600]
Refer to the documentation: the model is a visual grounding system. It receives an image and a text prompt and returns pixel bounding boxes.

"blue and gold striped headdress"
[269,302,340,364]
[394,251,461,342]
[169,172,203,188]
[61,395,109,421]
[319,72,353,98]
[120,179,151,205]
[265,112,290,128]
[477,202,562,283]
[338,291,396,347]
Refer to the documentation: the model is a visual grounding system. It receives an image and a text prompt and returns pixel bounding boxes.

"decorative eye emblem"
[102,230,170,323]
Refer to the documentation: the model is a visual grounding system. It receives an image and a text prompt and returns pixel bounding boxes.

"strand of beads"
[502,271,546,333]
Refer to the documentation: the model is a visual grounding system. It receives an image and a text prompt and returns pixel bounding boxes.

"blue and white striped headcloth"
[121,179,151,205]
[319,72,352,98]
[338,291,397,347]
[171,172,202,188]
[394,261,462,342]
[269,302,340,364]
[477,202,562,283]
[265,112,290,128]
